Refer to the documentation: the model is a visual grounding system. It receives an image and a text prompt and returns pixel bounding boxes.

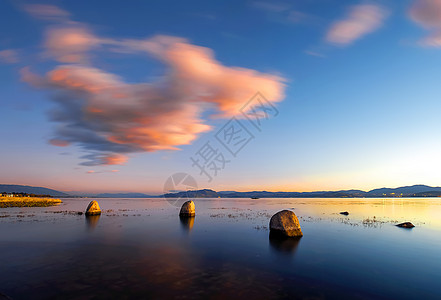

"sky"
[1,0,441,194]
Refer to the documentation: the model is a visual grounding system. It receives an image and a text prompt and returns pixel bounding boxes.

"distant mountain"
[213,189,367,198]
[367,185,441,196]
[0,184,69,197]
[95,192,157,198]
[4,184,441,199]
[163,185,441,198]
[163,189,219,198]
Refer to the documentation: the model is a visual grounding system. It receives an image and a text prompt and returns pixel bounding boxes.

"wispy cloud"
[251,1,315,25]
[86,170,119,174]
[23,4,70,21]
[252,1,291,13]
[44,26,101,63]
[304,50,325,58]
[21,17,286,166]
[409,0,441,46]
[87,169,119,174]
[326,4,387,46]
[0,49,19,64]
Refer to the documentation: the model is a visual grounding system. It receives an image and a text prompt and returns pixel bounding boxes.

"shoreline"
[0,197,62,208]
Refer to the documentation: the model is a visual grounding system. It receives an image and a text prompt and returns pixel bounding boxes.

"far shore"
[0,197,62,208]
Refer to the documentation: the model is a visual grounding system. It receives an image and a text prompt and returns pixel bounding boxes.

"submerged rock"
[179,200,195,217]
[396,222,415,228]
[269,210,303,237]
[85,200,101,216]
[340,211,349,216]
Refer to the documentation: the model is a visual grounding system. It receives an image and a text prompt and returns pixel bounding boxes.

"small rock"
[77,211,83,215]
[396,222,415,228]
[269,210,303,237]
[340,211,349,216]
[85,200,101,216]
[179,200,195,217]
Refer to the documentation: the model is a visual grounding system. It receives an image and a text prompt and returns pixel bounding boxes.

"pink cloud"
[45,27,100,63]
[409,0,441,46]
[0,49,19,64]
[409,0,441,28]
[23,4,70,21]
[326,4,387,46]
[49,139,70,147]
[100,154,128,165]
[22,35,285,166]
[87,169,120,174]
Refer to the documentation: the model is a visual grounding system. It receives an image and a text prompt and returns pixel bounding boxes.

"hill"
[163,185,441,198]
[95,192,157,198]
[367,185,441,196]
[0,184,69,197]
[3,184,441,199]
[163,189,219,198]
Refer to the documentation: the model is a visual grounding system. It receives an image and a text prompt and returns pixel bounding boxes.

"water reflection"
[179,216,195,233]
[85,215,101,231]
[269,233,301,255]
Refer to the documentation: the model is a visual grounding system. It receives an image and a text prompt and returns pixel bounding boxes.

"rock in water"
[85,200,101,216]
[340,211,349,216]
[396,222,415,228]
[269,210,303,237]
[179,200,195,217]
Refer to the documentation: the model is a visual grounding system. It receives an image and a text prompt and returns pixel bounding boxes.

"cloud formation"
[22,24,286,166]
[251,1,314,25]
[0,49,19,64]
[409,0,441,46]
[23,4,70,21]
[326,4,387,46]
[45,27,101,63]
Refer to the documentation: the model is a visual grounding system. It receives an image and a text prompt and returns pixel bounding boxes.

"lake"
[1,198,440,299]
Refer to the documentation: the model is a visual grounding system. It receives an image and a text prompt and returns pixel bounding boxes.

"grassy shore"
[0,197,62,208]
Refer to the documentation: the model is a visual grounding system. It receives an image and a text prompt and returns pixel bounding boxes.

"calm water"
[1,198,440,299]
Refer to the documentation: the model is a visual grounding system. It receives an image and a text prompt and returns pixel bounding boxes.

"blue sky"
[1,0,441,194]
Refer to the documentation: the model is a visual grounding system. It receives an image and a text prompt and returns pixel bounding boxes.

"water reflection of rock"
[85,214,101,231]
[269,233,301,255]
[179,216,195,232]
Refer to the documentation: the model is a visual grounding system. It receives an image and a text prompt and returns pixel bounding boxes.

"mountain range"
[0,184,69,197]
[2,184,441,198]
[163,185,441,198]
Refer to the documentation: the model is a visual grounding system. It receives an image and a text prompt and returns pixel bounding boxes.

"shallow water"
[1,198,440,299]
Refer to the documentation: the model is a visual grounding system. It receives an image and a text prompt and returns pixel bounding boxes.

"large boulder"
[269,210,303,237]
[179,200,195,217]
[85,200,101,216]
